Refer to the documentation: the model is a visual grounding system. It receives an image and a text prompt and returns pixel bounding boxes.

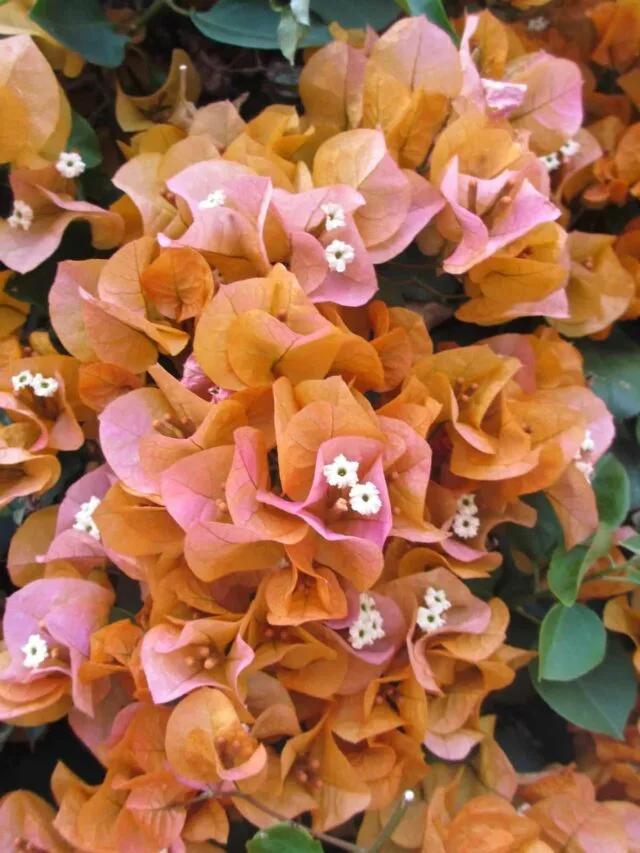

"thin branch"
[368,790,415,853]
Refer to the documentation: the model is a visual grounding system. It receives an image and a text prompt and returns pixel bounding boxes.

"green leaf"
[30,0,129,68]
[577,329,640,419]
[620,533,640,555]
[611,421,640,512]
[247,823,323,853]
[311,0,400,29]
[548,522,612,606]
[277,9,308,63]
[67,111,102,169]
[592,453,630,528]
[400,0,458,41]
[539,603,606,681]
[531,637,636,739]
[509,492,563,565]
[192,0,328,50]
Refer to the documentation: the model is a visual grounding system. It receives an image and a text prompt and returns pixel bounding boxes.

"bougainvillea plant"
[0,0,639,851]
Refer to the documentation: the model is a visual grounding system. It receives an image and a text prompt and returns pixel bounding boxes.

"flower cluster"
[0,4,638,851]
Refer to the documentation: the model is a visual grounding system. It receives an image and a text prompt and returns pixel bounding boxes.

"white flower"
[416,606,446,634]
[359,592,377,615]
[21,633,49,669]
[424,587,451,614]
[452,512,480,539]
[539,152,561,173]
[31,374,59,398]
[199,189,226,209]
[349,617,378,649]
[321,202,345,231]
[581,429,595,453]
[456,493,478,517]
[56,151,86,179]
[325,239,355,273]
[527,16,549,32]
[367,609,385,641]
[8,200,34,231]
[11,370,34,392]
[73,495,102,540]
[560,139,581,159]
[323,453,359,488]
[349,481,382,516]
[575,459,595,481]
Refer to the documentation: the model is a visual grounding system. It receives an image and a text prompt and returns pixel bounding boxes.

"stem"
[368,790,415,853]
[129,0,170,33]
[165,0,191,14]
[229,792,364,853]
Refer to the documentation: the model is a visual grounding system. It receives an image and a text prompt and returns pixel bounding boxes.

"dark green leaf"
[312,0,400,29]
[401,0,458,41]
[67,111,102,169]
[577,329,640,419]
[539,603,606,681]
[30,0,129,68]
[192,0,328,50]
[109,606,136,624]
[611,422,640,512]
[592,454,630,528]
[531,637,636,739]
[547,521,612,607]
[247,823,323,853]
[508,492,563,565]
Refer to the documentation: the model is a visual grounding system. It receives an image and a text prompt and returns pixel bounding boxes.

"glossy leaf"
[578,329,640,419]
[30,0,129,67]
[531,638,636,739]
[592,454,630,528]
[397,0,458,41]
[539,603,606,681]
[312,0,400,29]
[547,523,612,607]
[247,823,323,853]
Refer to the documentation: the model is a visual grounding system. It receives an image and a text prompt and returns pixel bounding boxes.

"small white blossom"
[575,459,595,481]
[349,481,382,516]
[11,369,34,392]
[581,429,595,453]
[21,633,49,670]
[56,151,86,179]
[456,493,478,517]
[321,202,346,231]
[539,152,561,173]
[323,453,359,488]
[73,495,102,540]
[416,606,446,634]
[359,592,377,615]
[527,16,549,32]
[560,139,581,159]
[452,512,480,539]
[325,239,355,274]
[348,597,385,649]
[424,587,451,614]
[199,189,226,209]
[31,374,59,398]
[8,200,34,231]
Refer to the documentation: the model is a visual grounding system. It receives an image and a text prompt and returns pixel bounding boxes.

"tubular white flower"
[527,16,549,32]
[452,512,480,539]
[581,429,595,453]
[31,374,59,398]
[349,481,382,516]
[367,609,385,641]
[424,586,451,614]
[575,459,595,481]
[416,606,446,634]
[8,200,34,231]
[348,596,385,649]
[321,202,346,232]
[11,370,34,392]
[349,618,378,650]
[199,189,226,209]
[456,493,478,517]
[325,239,355,274]
[73,495,102,540]
[21,633,49,669]
[539,152,561,173]
[560,139,581,159]
[359,592,377,615]
[323,453,359,488]
[56,151,86,179]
